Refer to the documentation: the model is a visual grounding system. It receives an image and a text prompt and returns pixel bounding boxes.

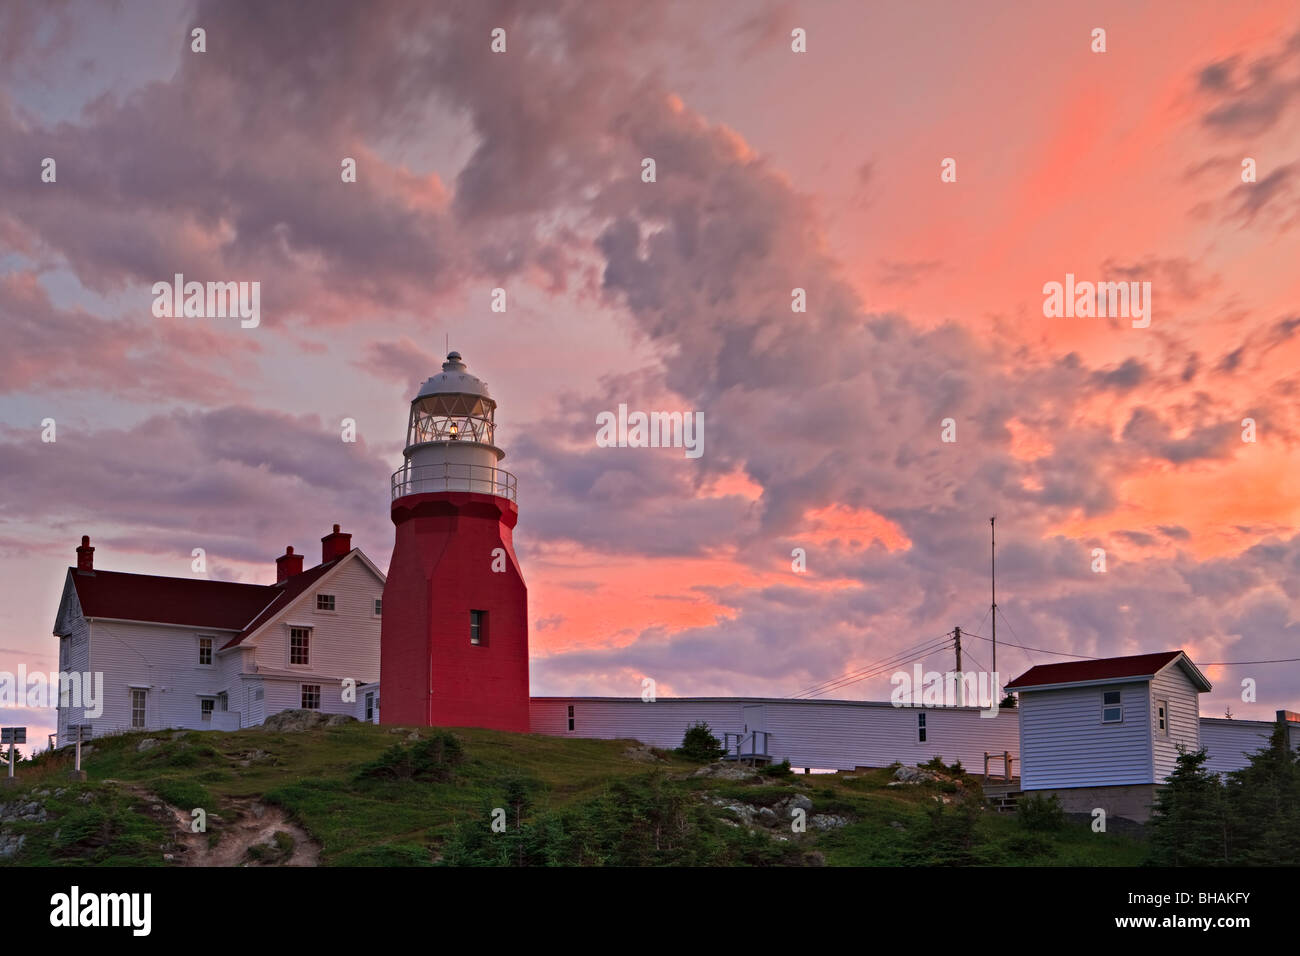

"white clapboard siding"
[530,697,1020,771]
[246,556,381,691]
[1019,682,1152,789]
[87,619,243,734]
[54,584,91,742]
[53,551,384,738]
[1198,717,1297,776]
[1150,664,1201,782]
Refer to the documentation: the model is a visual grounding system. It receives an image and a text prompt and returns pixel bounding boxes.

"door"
[741,705,766,755]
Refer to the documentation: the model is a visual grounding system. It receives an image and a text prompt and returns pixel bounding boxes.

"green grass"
[0,723,1149,866]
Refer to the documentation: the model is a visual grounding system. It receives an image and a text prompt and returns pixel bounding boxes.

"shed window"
[1102,690,1123,723]
[567,704,575,732]
[1157,699,1168,734]
[365,692,375,722]
[917,711,927,743]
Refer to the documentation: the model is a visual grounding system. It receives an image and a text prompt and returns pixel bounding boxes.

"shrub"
[356,732,465,782]
[1016,792,1066,832]
[675,722,725,762]
[761,759,793,778]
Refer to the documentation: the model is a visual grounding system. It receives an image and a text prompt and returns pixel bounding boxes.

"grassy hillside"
[0,719,1148,866]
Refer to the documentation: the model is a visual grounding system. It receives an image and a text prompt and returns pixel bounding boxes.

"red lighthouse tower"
[379,352,529,731]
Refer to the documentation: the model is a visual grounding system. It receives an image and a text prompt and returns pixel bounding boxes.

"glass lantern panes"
[406,393,496,447]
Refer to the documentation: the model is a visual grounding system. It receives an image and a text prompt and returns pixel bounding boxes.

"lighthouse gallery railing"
[390,462,518,503]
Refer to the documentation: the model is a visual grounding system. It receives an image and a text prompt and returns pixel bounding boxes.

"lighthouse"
[379,352,530,731]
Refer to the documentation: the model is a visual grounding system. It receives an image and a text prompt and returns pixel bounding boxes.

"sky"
[2,0,1299,750]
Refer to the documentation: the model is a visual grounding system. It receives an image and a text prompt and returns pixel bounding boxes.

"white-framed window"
[567,704,575,732]
[290,626,311,666]
[316,593,336,611]
[365,692,375,722]
[918,711,927,743]
[470,609,486,646]
[200,698,215,721]
[198,636,213,666]
[301,684,321,710]
[1157,699,1168,735]
[217,691,228,712]
[373,598,383,617]
[131,689,147,729]
[1102,690,1123,723]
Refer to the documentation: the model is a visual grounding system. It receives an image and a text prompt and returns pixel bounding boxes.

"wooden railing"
[984,750,1017,780]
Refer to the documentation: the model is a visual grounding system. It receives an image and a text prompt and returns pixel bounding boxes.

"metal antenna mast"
[990,516,997,680]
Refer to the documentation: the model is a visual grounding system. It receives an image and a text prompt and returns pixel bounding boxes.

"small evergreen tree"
[1223,718,1300,865]
[676,721,725,762]
[1147,747,1228,866]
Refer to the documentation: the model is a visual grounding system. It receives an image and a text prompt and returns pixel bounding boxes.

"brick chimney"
[321,524,352,563]
[76,535,95,573]
[276,546,303,582]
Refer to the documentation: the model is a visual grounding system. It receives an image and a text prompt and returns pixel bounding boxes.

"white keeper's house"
[52,529,382,740]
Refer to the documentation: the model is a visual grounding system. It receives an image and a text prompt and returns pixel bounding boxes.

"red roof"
[1005,650,1210,691]
[69,568,275,631]
[64,551,354,648]
[222,557,344,649]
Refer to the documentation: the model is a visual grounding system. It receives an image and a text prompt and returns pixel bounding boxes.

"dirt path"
[124,785,320,866]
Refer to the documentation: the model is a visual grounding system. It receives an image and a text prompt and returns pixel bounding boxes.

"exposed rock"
[774,793,814,815]
[0,801,47,823]
[810,814,850,830]
[76,792,94,804]
[406,732,421,741]
[0,832,25,859]
[137,738,160,752]
[893,765,940,784]
[691,763,759,781]
[890,820,907,830]
[260,710,354,733]
[621,746,665,763]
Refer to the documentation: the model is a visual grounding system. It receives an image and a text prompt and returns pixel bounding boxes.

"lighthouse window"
[470,610,486,646]
[290,627,311,665]
[316,593,336,611]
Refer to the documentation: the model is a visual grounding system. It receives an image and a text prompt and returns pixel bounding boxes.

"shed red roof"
[1005,650,1209,691]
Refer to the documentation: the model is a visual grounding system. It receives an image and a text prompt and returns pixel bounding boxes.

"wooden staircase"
[982,779,1023,813]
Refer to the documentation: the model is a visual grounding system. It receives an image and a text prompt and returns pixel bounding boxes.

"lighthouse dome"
[416,351,492,400]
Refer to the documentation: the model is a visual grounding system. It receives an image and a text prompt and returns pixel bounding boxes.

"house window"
[290,627,311,665]
[198,636,213,666]
[365,692,374,722]
[373,598,382,617]
[567,704,575,732]
[200,698,215,721]
[918,711,927,743]
[301,684,321,710]
[131,689,147,729]
[217,692,228,712]
[470,610,486,646]
[1157,699,1168,734]
[1102,690,1123,723]
[316,593,336,611]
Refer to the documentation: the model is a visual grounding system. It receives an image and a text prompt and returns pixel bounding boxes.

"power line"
[790,632,953,698]
[793,635,954,699]
[795,637,953,699]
